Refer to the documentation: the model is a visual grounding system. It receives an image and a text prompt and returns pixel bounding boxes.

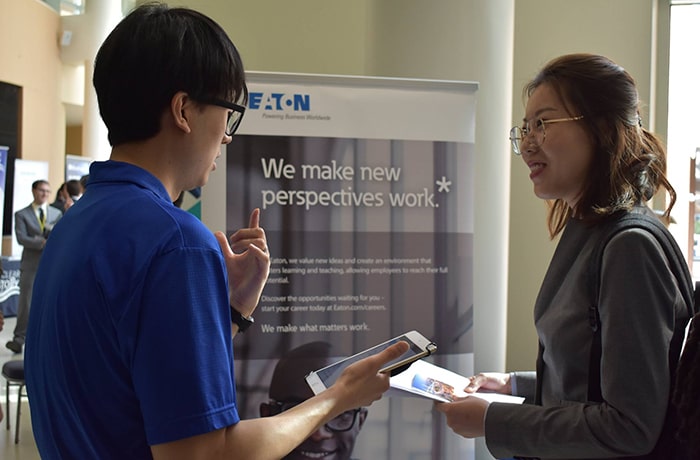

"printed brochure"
[389,359,525,404]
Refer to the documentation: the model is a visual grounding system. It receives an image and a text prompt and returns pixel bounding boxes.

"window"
[60,0,84,16]
[668,1,700,277]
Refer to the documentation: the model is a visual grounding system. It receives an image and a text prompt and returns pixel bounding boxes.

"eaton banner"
[228,73,477,460]
[65,154,93,181]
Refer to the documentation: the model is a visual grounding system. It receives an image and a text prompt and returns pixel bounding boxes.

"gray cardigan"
[485,209,689,459]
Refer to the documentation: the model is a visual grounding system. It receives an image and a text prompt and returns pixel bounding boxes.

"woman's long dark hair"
[524,54,676,238]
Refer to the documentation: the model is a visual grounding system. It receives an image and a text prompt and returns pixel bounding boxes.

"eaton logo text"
[249,92,311,112]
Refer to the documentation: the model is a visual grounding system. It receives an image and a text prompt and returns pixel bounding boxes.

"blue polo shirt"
[26,161,239,459]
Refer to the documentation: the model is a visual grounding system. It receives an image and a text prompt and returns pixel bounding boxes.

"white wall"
[367,0,515,402]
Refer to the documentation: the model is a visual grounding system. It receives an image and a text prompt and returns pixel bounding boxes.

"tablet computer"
[305,330,437,395]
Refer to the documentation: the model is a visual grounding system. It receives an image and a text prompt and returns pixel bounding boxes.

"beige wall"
[65,125,82,155]
[0,0,65,189]
[178,0,372,75]
[0,0,66,256]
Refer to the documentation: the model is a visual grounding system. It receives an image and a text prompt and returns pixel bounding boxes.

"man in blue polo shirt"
[24,4,407,460]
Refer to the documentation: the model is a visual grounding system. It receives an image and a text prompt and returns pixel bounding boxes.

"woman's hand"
[464,372,512,394]
[435,396,489,438]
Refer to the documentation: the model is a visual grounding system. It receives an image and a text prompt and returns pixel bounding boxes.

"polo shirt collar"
[88,160,172,204]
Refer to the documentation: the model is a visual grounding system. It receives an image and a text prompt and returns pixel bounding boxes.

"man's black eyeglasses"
[265,400,362,432]
[198,97,246,136]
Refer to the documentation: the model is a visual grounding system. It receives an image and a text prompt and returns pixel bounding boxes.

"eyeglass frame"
[264,400,363,432]
[509,115,584,155]
[196,97,246,136]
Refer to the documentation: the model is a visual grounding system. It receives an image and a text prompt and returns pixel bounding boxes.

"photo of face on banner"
[259,342,368,460]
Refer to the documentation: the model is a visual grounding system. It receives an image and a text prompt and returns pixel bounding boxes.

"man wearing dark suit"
[6,180,62,354]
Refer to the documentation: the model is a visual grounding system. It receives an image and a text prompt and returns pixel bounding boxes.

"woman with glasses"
[437,53,693,459]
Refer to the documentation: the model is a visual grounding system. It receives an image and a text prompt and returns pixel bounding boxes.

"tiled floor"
[0,316,41,460]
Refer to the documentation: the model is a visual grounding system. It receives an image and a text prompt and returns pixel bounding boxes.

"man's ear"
[357,408,368,429]
[171,91,192,134]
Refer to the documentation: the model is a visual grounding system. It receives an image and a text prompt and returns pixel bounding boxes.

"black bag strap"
[535,341,544,405]
[586,212,695,403]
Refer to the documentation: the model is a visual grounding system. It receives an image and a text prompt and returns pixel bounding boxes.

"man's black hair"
[93,2,248,146]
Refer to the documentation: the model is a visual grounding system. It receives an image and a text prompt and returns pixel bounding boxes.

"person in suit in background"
[6,180,62,354]
[260,342,369,460]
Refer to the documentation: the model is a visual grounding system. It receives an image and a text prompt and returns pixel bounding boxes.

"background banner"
[0,146,16,317]
[0,257,19,316]
[65,154,93,181]
[229,72,477,459]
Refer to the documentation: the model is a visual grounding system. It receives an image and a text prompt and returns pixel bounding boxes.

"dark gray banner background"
[227,134,475,459]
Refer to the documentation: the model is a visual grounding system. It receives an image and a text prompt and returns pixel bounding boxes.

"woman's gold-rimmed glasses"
[509,116,584,155]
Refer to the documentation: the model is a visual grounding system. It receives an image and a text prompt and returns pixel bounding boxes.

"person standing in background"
[50,182,68,212]
[51,179,84,213]
[79,174,89,191]
[65,179,84,203]
[6,180,62,354]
